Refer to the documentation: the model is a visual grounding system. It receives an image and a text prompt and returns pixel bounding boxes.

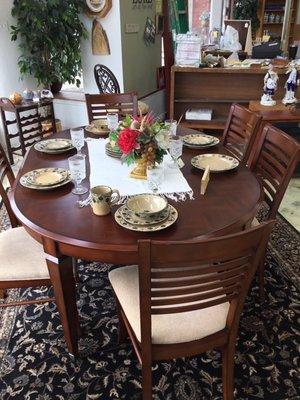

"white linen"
[87,139,193,203]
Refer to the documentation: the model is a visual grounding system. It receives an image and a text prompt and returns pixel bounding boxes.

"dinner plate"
[183,136,220,149]
[24,168,69,187]
[121,205,170,226]
[105,143,122,159]
[183,133,215,146]
[20,173,72,190]
[191,154,239,172]
[115,205,178,232]
[34,139,74,154]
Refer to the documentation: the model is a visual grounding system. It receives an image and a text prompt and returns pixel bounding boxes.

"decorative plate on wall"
[86,0,112,18]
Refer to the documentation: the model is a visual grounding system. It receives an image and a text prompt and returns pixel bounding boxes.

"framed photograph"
[155,14,164,35]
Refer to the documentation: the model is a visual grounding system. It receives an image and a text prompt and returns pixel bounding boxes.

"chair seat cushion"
[251,217,260,227]
[0,227,49,281]
[109,265,230,345]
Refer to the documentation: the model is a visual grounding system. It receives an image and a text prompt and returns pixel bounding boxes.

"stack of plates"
[34,139,74,154]
[20,168,71,190]
[183,133,220,149]
[85,120,110,136]
[114,194,178,232]
[105,142,122,159]
[191,154,239,173]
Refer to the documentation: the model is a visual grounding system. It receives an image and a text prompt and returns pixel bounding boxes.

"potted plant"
[11,0,87,92]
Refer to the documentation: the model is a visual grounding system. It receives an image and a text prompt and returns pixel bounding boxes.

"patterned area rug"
[0,207,299,400]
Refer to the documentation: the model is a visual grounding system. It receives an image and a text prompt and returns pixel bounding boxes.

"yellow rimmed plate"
[191,154,239,172]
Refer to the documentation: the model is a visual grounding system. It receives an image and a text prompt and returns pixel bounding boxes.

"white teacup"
[91,185,120,216]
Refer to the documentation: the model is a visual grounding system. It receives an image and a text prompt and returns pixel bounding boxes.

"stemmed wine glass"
[70,128,85,154]
[165,119,177,136]
[68,154,88,195]
[169,136,183,168]
[107,113,119,132]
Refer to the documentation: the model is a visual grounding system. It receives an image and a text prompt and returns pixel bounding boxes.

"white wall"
[80,1,124,94]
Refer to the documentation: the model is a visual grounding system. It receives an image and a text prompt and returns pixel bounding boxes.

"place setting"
[20,167,72,190]
[182,132,220,149]
[34,138,74,154]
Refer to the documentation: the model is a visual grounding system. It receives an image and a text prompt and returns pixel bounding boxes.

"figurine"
[260,64,278,106]
[282,61,299,105]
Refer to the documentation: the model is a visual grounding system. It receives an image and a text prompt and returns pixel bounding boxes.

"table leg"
[44,247,79,356]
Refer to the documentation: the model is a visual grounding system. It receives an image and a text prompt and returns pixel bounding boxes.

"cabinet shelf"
[180,118,226,130]
[174,98,249,104]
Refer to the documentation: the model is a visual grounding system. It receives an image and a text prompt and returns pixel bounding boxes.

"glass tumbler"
[165,119,177,136]
[68,154,88,195]
[147,165,164,193]
[107,113,119,132]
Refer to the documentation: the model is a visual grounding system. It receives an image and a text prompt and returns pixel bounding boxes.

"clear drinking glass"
[70,128,85,154]
[107,113,119,132]
[147,165,164,193]
[169,136,183,168]
[68,154,88,195]
[165,119,177,136]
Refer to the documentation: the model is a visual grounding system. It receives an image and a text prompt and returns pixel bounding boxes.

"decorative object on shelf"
[186,108,212,121]
[111,113,169,179]
[9,92,22,105]
[92,18,110,55]
[41,89,54,99]
[260,64,278,106]
[282,61,299,105]
[85,0,112,18]
[175,32,202,67]
[11,0,87,89]
[144,17,156,45]
[199,11,210,45]
[22,88,34,101]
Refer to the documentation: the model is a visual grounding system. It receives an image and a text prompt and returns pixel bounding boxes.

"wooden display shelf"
[180,118,226,130]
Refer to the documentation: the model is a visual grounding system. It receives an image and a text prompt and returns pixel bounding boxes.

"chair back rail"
[249,123,300,219]
[85,93,138,124]
[0,143,18,227]
[138,222,275,343]
[94,64,121,94]
[222,104,261,163]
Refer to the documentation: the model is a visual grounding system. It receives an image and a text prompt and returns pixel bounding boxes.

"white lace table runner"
[87,139,194,203]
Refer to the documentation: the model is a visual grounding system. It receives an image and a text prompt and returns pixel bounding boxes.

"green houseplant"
[11,0,87,92]
[233,0,260,34]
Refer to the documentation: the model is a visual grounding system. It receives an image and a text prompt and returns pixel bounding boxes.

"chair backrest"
[137,221,275,344]
[0,142,18,227]
[94,64,121,94]
[85,93,138,124]
[249,123,300,220]
[222,104,261,163]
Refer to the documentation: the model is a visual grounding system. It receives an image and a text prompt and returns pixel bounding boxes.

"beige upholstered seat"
[0,227,49,281]
[251,217,260,227]
[109,265,230,345]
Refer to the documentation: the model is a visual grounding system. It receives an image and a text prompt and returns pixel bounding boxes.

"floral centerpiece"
[109,113,170,179]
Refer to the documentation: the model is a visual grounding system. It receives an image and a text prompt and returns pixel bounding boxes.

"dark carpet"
[0,207,299,400]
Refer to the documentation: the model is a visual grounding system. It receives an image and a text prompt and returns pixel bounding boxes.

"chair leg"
[142,361,153,400]
[116,299,128,344]
[222,345,235,400]
[0,289,5,300]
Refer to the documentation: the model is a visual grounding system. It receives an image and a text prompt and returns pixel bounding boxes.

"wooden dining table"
[9,126,261,355]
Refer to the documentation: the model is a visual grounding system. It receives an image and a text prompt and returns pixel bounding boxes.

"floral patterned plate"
[24,168,69,187]
[191,154,239,172]
[35,139,74,154]
[20,171,71,190]
[183,136,220,149]
[114,205,178,232]
[120,205,170,226]
[183,133,215,146]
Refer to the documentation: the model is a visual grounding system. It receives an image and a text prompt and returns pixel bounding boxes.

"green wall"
[120,1,162,97]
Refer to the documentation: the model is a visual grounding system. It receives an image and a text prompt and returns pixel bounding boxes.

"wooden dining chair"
[85,93,138,124]
[94,64,121,94]
[248,123,300,299]
[0,141,55,305]
[221,104,261,164]
[109,222,275,400]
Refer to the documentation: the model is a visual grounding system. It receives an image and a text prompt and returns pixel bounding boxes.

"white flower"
[155,129,170,150]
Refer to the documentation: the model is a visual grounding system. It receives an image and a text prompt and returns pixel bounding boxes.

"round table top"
[10,127,261,263]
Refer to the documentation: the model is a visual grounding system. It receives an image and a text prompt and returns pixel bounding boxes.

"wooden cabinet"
[257,0,299,52]
[170,66,297,131]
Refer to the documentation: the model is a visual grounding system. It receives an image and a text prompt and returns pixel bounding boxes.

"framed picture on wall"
[155,14,164,34]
